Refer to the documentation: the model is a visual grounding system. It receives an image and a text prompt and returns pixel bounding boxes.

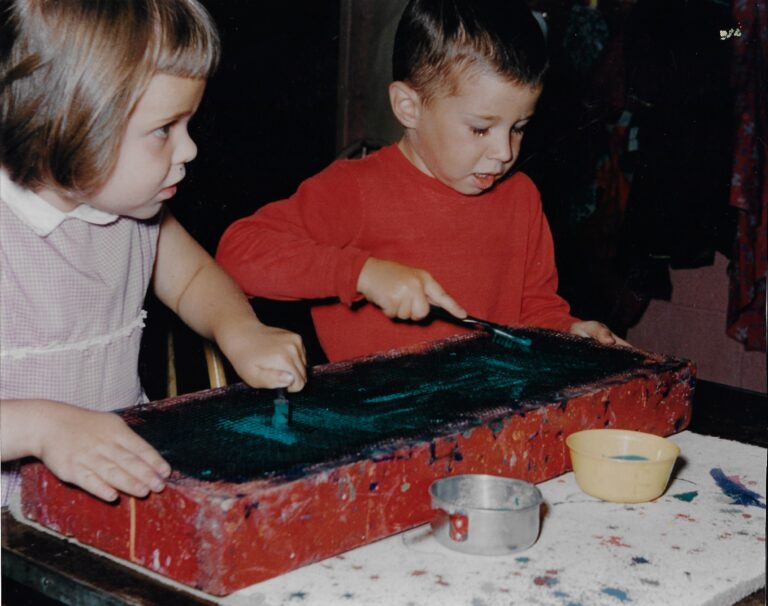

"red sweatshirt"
[216,144,577,361]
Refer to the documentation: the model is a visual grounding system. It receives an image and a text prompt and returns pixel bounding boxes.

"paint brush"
[271,387,292,427]
[429,305,532,350]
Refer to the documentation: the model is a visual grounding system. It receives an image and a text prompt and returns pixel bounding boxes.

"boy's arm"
[152,211,306,391]
[216,163,370,306]
[0,399,170,502]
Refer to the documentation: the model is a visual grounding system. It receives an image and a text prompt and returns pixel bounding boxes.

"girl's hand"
[570,320,631,347]
[356,257,467,321]
[218,321,307,392]
[32,402,170,502]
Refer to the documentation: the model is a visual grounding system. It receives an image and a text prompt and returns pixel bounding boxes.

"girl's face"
[399,70,541,196]
[88,74,206,219]
[40,74,206,219]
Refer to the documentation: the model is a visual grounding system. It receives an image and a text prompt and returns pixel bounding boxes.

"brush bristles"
[491,330,532,349]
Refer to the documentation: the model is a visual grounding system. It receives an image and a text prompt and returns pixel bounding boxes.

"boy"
[216,0,627,362]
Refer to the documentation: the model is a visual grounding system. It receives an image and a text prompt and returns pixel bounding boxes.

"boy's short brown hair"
[0,0,220,195]
[392,0,547,103]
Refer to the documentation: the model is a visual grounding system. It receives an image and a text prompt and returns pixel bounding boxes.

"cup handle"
[449,512,469,542]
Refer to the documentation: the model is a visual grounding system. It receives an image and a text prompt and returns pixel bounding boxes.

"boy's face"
[398,69,541,196]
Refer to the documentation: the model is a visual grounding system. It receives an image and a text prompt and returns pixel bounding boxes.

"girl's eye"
[153,124,172,139]
[471,127,489,137]
[512,124,528,136]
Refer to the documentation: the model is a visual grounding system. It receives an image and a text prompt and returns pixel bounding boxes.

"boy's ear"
[389,81,422,129]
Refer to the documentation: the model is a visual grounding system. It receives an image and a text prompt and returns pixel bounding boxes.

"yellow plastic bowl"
[566,429,680,503]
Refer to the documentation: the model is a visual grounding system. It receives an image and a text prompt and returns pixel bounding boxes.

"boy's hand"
[570,320,631,347]
[34,402,171,502]
[218,321,307,392]
[357,257,467,321]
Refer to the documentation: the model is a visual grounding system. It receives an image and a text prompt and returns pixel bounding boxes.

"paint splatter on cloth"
[218,432,764,606]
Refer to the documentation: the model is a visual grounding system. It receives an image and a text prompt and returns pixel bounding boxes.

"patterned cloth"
[0,171,160,504]
[727,0,767,352]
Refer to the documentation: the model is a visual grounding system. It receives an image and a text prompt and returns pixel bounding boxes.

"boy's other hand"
[570,320,631,347]
[357,257,466,322]
[219,322,307,392]
[34,402,171,502]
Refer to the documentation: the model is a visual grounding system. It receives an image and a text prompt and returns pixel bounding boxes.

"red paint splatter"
[743,513,752,519]
[370,575,380,581]
[719,532,732,539]
[675,514,696,522]
[411,570,427,576]
[435,575,450,586]
[595,535,631,548]
[534,576,558,587]
[546,569,559,575]
[352,565,363,570]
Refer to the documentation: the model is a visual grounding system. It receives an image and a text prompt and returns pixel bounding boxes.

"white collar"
[0,169,119,236]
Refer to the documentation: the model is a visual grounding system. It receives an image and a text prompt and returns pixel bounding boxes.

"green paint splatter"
[672,491,698,502]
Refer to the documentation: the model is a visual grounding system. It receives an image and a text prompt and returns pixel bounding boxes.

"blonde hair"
[0,0,220,195]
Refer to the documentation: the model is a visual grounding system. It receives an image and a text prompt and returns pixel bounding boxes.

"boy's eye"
[511,125,527,136]
[471,127,489,137]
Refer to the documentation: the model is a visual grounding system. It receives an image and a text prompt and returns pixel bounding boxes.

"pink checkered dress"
[1,172,160,505]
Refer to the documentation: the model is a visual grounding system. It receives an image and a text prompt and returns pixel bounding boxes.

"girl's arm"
[152,211,307,391]
[0,399,170,502]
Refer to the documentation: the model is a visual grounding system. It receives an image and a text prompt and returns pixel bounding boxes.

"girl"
[0,0,307,505]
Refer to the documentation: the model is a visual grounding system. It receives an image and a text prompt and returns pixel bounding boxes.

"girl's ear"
[389,81,422,129]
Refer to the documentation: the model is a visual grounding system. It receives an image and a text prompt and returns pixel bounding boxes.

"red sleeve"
[215,161,370,305]
[518,187,579,332]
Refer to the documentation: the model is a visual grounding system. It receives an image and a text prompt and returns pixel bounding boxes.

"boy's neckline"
[386,143,514,200]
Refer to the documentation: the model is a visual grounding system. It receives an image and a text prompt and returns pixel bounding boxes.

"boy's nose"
[488,133,515,164]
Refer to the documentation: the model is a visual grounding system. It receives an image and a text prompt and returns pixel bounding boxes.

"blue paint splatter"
[515,556,530,563]
[553,590,569,597]
[710,468,766,509]
[609,455,648,461]
[601,587,631,601]
[631,556,650,565]
[288,591,307,600]
[672,491,698,502]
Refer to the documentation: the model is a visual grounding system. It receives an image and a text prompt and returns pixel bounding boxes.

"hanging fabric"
[727,0,767,352]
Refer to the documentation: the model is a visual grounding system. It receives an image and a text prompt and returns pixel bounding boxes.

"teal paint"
[609,455,649,461]
[218,416,299,446]
[129,332,648,483]
[672,491,698,502]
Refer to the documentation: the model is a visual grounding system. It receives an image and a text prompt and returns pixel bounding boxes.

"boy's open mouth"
[472,173,497,189]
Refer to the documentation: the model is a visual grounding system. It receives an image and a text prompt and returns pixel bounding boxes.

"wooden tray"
[21,329,694,595]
